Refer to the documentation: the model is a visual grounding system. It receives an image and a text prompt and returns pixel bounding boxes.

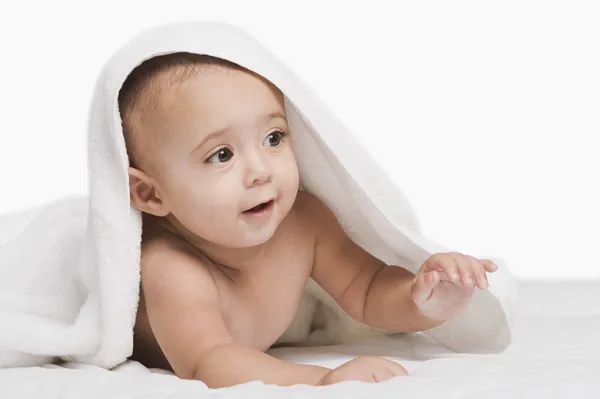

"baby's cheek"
[281,157,300,191]
[177,189,219,220]
[185,203,235,242]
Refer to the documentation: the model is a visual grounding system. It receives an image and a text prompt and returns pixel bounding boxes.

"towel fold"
[0,21,518,369]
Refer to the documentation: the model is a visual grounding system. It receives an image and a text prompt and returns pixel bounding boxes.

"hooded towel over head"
[0,21,518,369]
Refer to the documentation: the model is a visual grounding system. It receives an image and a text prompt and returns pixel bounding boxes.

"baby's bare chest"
[217,242,314,350]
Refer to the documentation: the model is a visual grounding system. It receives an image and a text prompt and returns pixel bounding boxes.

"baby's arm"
[140,241,330,388]
[305,194,443,332]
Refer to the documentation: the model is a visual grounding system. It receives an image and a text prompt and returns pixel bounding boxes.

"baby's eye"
[263,130,287,147]
[206,148,233,164]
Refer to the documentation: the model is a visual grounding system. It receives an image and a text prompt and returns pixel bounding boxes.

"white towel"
[0,21,518,369]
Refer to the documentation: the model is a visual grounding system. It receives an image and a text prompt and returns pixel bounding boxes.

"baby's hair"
[118,52,245,169]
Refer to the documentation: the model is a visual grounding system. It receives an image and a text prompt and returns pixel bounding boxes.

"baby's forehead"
[147,70,285,136]
[155,67,285,118]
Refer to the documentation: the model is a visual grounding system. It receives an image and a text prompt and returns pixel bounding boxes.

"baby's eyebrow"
[190,129,228,155]
[265,110,286,122]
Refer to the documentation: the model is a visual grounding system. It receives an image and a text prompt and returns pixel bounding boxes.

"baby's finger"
[481,259,499,273]
[385,361,409,377]
[411,271,439,302]
[466,255,488,289]
[450,253,474,287]
[434,255,460,283]
[372,368,395,383]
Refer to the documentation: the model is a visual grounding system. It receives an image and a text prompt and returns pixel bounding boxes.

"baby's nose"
[244,155,272,187]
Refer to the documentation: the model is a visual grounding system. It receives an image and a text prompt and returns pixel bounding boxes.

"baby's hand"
[318,356,408,385]
[410,252,498,322]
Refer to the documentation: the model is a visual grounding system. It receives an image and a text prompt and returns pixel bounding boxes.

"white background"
[0,1,598,279]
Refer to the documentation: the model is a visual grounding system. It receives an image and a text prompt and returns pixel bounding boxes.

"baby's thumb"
[411,271,439,303]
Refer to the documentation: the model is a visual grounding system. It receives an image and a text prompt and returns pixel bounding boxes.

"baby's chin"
[187,217,278,249]
[236,234,274,248]
[235,218,281,247]
[202,228,275,249]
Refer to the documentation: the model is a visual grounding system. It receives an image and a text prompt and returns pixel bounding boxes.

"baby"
[118,52,498,388]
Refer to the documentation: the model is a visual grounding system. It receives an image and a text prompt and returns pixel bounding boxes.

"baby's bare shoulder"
[290,191,340,234]
[140,234,219,302]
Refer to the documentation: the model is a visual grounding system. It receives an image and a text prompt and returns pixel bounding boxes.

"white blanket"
[0,20,517,371]
[1,280,597,398]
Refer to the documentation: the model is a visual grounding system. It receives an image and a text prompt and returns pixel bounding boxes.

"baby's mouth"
[243,200,274,214]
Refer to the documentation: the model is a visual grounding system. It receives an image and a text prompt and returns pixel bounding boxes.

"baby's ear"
[128,167,169,217]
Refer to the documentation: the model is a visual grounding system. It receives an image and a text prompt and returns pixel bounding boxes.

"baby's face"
[146,67,299,248]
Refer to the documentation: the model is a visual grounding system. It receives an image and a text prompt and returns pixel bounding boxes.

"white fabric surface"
[0,280,598,398]
[0,20,516,369]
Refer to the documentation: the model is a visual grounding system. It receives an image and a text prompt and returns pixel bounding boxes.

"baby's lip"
[242,198,276,213]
